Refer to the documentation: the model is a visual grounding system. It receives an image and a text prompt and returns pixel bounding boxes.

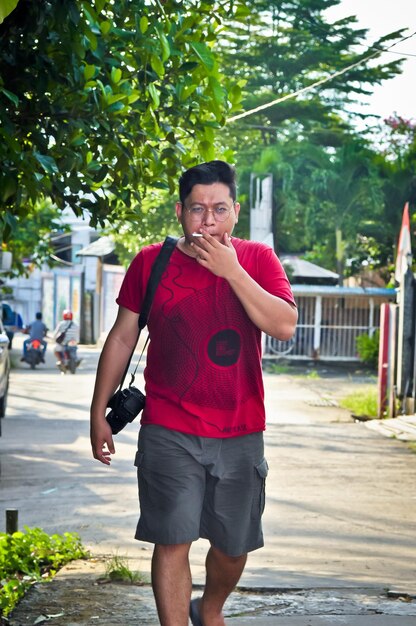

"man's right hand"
[90,417,115,465]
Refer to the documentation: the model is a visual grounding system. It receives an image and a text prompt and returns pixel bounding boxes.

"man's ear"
[175,202,183,222]
[234,202,241,222]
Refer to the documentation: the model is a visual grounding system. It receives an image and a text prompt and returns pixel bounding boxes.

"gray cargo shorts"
[134,424,268,557]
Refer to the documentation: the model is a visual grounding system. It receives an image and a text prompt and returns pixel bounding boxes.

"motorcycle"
[57,340,80,374]
[22,339,44,370]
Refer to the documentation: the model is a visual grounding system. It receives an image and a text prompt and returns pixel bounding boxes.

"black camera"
[106,386,145,434]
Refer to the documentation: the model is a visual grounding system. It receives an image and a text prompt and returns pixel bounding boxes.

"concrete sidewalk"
[1,340,416,624]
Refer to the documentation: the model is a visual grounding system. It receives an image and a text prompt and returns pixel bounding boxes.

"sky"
[326,0,416,122]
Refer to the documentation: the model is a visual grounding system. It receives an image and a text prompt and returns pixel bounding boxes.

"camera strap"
[118,235,179,390]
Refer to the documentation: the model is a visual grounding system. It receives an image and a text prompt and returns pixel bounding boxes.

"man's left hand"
[191,233,241,280]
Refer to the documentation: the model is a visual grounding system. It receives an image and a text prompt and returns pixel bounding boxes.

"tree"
[215,0,407,272]
[306,142,385,281]
[374,115,416,279]
[0,0,241,252]
[2,200,67,276]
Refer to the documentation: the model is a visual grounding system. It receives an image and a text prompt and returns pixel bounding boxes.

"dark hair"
[179,160,237,204]
[36,312,42,320]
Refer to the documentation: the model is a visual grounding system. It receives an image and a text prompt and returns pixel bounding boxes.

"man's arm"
[192,233,297,340]
[226,266,297,340]
[90,306,140,465]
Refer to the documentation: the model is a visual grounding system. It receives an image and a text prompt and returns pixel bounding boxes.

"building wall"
[264,287,396,362]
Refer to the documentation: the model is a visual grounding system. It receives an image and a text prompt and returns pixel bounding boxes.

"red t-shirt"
[116,238,296,438]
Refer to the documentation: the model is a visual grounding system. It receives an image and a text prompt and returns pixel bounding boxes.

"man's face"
[176,182,240,242]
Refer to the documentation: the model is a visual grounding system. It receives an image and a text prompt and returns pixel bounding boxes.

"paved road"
[2,337,416,624]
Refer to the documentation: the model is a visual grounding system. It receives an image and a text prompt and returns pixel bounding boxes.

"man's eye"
[191,207,204,214]
[215,207,227,214]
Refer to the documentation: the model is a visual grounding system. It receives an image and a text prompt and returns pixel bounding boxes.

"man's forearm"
[227,267,297,340]
[90,334,134,420]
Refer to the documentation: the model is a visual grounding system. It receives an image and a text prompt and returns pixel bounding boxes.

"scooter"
[57,340,80,374]
[22,339,44,370]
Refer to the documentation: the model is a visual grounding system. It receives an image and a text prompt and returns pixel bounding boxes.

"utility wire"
[228,31,416,123]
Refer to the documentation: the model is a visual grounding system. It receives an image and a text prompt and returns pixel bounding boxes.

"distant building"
[280,255,340,286]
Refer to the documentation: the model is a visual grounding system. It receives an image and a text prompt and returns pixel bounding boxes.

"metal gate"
[264,286,396,362]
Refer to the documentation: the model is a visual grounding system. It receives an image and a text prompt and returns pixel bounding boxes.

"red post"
[378,303,390,418]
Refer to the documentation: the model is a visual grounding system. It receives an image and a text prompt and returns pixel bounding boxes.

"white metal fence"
[264,286,396,362]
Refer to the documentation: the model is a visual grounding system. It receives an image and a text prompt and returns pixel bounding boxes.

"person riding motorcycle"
[22,312,48,362]
[53,310,80,366]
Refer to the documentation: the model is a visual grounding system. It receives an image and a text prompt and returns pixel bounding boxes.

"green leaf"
[1,177,17,202]
[107,101,125,113]
[190,42,214,71]
[148,83,160,108]
[100,20,111,35]
[83,64,96,81]
[87,159,101,172]
[111,67,122,84]
[127,93,140,104]
[0,0,19,25]
[158,31,170,62]
[106,93,126,105]
[228,84,242,105]
[0,87,19,107]
[85,29,98,51]
[139,15,149,34]
[95,0,107,14]
[150,55,165,78]
[179,62,199,72]
[33,152,59,174]
[70,135,85,148]
[198,141,215,161]
[208,76,225,105]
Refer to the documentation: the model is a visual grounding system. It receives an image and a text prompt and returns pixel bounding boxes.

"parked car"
[0,318,11,433]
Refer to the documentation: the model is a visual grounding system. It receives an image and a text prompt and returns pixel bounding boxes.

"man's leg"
[198,545,247,626]
[151,542,192,626]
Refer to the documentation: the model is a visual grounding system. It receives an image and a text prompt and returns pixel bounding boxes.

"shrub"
[340,388,378,418]
[356,330,379,368]
[0,527,88,617]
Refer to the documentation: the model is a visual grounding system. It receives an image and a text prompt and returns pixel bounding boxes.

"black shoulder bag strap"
[119,235,178,390]
[60,320,73,343]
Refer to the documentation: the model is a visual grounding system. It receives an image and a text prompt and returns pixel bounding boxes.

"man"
[53,310,79,364]
[22,312,48,361]
[2,302,23,349]
[90,161,297,626]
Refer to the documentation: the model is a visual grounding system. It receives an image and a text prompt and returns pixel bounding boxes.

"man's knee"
[154,543,192,559]
[210,544,247,565]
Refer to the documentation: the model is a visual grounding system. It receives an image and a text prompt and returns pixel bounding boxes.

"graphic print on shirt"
[147,266,261,411]
[207,329,241,367]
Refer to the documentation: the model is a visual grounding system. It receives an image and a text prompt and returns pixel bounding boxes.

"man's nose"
[202,208,216,224]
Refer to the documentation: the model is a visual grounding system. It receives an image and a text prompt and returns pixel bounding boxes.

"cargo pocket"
[134,450,149,505]
[134,451,144,468]
[251,458,269,519]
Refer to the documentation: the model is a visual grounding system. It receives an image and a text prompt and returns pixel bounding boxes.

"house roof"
[76,236,116,258]
[281,255,339,283]
[291,284,396,297]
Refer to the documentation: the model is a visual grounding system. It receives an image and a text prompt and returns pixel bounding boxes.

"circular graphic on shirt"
[207,329,241,367]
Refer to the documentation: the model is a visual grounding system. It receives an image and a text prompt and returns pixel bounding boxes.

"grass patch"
[263,362,291,375]
[0,527,89,618]
[339,388,378,418]
[103,553,147,585]
[304,369,320,379]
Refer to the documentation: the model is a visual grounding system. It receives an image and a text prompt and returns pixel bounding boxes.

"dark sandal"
[189,597,203,626]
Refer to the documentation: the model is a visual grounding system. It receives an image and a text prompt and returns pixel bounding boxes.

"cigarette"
[192,232,203,237]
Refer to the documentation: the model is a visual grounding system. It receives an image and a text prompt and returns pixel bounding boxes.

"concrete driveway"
[1,337,416,624]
